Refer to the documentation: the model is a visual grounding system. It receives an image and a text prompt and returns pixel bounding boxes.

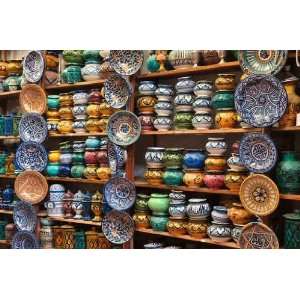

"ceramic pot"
[211,90,234,110]
[163,148,184,168]
[88,89,102,103]
[215,108,237,129]
[203,171,225,189]
[283,210,300,249]
[72,151,84,164]
[174,112,193,130]
[145,147,165,168]
[186,219,209,238]
[205,137,227,156]
[227,153,246,171]
[146,54,160,73]
[85,136,101,149]
[144,168,164,185]
[47,109,60,119]
[154,101,173,116]
[72,104,86,119]
[137,96,156,114]
[168,199,186,218]
[211,205,230,223]
[193,97,212,114]
[57,120,73,134]
[49,184,65,202]
[45,201,65,217]
[86,118,100,133]
[99,102,114,117]
[169,190,186,202]
[186,198,211,220]
[59,93,73,107]
[3,185,13,203]
[60,151,72,164]
[72,201,83,219]
[85,230,98,248]
[59,164,71,177]
[62,64,82,84]
[207,222,232,242]
[231,224,244,243]
[83,164,97,179]
[168,50,193,69]
[73,91,88,105]
[0,61,8,77]
[81,63,101,81]
[193,80,213,97]
[202,50,220,65]
[39,220,54,249]
[73,119,86,133]
[87,102,101,118]
[139,113,154,131]
[183,169,204,188]
[228,202,253,225]
[155,84,174,101]
[48,150,60,163]
[96,148,108,166]
[153,116,172,131]
[96,166,111,180]
[71,164,85,178]
[174,93,194,112]
[163,168,183,186]
[3,75,20,91]
[7,60,22,75]
[183,149,205,169]
[74,230,86,249]
[138,81,157,95]
[98,117,109,132]
[205,155,226,171]
[72,141,85,152]
[224,170,248,192]
[52,226,64,249]
[47,118,60,133]
[47,95,60,110]
[215,74,236,90]
[135,194,150,212]
[133,211,151,229]
[5,223,16,241]
[63,50,84,65]
[192,112,213,129]
[175,76,195,93]
[84,149,98,165]
[150,212,169,231]
[47,162,60,177]
[148,193,170,214]
[61,225,75,249]
[167,217,187,236]
[82,50,101,64]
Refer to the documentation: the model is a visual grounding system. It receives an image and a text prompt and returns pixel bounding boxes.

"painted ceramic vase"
[150,212,169,231]
[135,194,150,212]
[3,185,13,203]
[227,153,246,171]
[168,200,186,218]
[193,97,212,114]
[73,91,88,105]
[62,64,82,84]
[183,169,204,188]
[203,171,225,189]
[91,190,103,222]
[192,112,213,129]
[215,108,237,129]
[72,151,84,164]
[231,224,244,243]
[47,162,60,177]
[138,81,157,95]
[205,137,227,156]
[57,120,73,134]
[228,202,253,225]
[276,151,300,194]
[205,155,226,171]
[174,112,193,130]
[47,95,60,110]
[211,206,230,223]
[71,164,85,178]
[163,148,184,168]
[167,217,187,236]
[148,193,170,214]
[84,149,98,164]
[186,198,211,220]
[168,50,193,69]
[193,81,213,97]
[145,147,165,168]
[283,210,300,249]
[155,84,174,101]
[183,149,205,169]
[175,76,195,93]
[163,168,183,186]
[96,166,111,180]
[144,168,164,185]
[224,170,248,192]
[139,113,154,131]
[83,164,97,179]
[174,93,194,112]
[48,150,60,163]
[186,219,208,238]
[133,211,151,229]
[137,96,156,114]
[211,90,234,110]
[215,74,236,90]
[59,164,71,177]
[85,136,101,149]
[60,151,72,164]
[146,54,160,73]
[153,116,172,131]
[207,222,232,242]
[202,50,220,65]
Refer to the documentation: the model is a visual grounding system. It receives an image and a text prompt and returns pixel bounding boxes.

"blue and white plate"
[107,141,127,175]
[107,111,141,146]
[104,177,136,211]
[19,113,48,143]
[234,75,288,127]
[16,142,48,172]
[13,201,37,232]
[102,210,134,244]
[23,50,45,83]
[240,133,277,173]
[12,230,39,249]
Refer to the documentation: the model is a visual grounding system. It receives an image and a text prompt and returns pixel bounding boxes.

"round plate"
[104,177,136,210]
[239,174,279,216]
[23,51,45,83]
[107,141,127,174]
[12,231,39,249]
[110,50,144,75]
[239,50,288,75]
[240,133,277,173]
[102,210,134,244]
[234,75,288,127]
[13,201,37,232]
[107,111,141,146]
[19,84,47,114]
[239,222,279,249]
[19,113,48,143]
[104,74,131,108]
[16,142,48,172]
[14,170,48,204]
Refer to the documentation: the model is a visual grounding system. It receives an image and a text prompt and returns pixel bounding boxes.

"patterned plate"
[107,141,127,175]
[14,170,48,204]
[110,50,144,75]
[13,201,37,232]
[19,84,47,114]
[107,111,141,146]
[12,230,39,249]
[239,222,279,249]
[240,133,277,173]
[23,50,45,83]
[104,74,131,108]
[104,177,136,210]
[19,113,48,143]
[16,142,48,172]
[239,174,279,216]
[234,75,288,127]
[102,210,134,244]
[239,50,288,75]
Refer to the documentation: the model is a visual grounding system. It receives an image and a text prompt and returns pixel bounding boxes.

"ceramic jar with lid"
[148,193,170,214]
[203,171,225,189]
[144,168,164,185]
[207,222,232,242]
[227,202,253,225]
[205,137,227,156]
[211,90,234,110]
[186,198,211,220]
[145,147,165,168]
[205,155,226,172]
[215,108,237,129]
[163,148,184,169]
[224,170,248,191]
[155,84,174,102]
[167,217,187,236]
[283,210,300,248]
[193,80,213,97]
[215,74,236,90]
[183,169,204,188]
[72,190,84,219]
[57,120,73,134]
[169,190,186,202]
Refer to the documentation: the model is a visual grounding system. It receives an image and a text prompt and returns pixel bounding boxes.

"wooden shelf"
[272,126,300,132]
[280,193,300,201]
[48,216,101,226]
[135,228,239,248]
[48,132,107,138]
[0,209,13,215]
[0,90,21,99]
[0,240,10,246]
[45,79,105,91]
[0,136,19,140]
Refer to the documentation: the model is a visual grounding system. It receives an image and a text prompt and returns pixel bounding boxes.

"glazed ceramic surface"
[110,50,143,75]
[12,230,39,249]
[283,210,300,248]
[205,138,227,156]
[239,133,277,173]
[138,81,157,95]
[168,50,193,69]
[183,149,205,169]
[192,113,213,129]
[193,80,213,97]
[13,201,37,232]
[186,198,211,220]
[193,97,212,113]
[107,141,127,174]
[20,84,47,114]
[207,222,232,243]
[175,76,195,93]
[23,51,45,83]
[145,147,165,168]
[163,168,183,186]
[234,75,288,127]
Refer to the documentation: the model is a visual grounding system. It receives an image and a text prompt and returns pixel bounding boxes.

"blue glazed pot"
[85,136,101,149]
[4,115,13,136]
[59,164,71,177]
[47,162,60,177]
[163,168,183,186]
[150,213,169,231]
[183,149,206,169]
[3,184,14,203]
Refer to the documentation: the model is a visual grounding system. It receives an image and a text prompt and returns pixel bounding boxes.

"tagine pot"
[228,202,253,225]
[183,169,204,188]
[167,217,187,236]
[144,168,164,185]
[163,168,183,186]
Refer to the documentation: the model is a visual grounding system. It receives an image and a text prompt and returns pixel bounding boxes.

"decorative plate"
[104,177,136,210]
[23,50,45,83]
[19,113,48,143]
[14,170,48,204]
[239,133,277,173]
[239,174,279,216]
[12,230,39,249]
[107,141,127,174]
[110,50,144,75]
[239,222,279,249]
[234,75,288,127]
[239,50,288,75]
[19,84,47,114]
[102,210,134,244]
[107,111,141,146]
[104,74,131,108]
[16,142,48,172]
[13,201,37,232]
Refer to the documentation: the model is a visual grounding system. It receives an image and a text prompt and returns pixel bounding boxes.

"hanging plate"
[12,230,39,249]
[13,201,37,232]
[23,50,45,83]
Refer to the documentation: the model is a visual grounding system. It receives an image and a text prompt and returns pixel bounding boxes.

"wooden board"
[45,79,105,91]
[48,216,101,226]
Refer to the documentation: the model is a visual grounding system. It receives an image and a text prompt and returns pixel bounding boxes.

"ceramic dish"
[19,113,48,143]
[19,84,47,114]
[104,177,136,211]
[13,201,37,232]
[109,50,144,75]
[107,111,141,146]
[239,50,288,75]
[12,230,39,249]
[107,141,127,175]
[23,50,45,83]
[102,210,134,244]
[239,133,277,173]
[239,222,279,249]
[16,142,48,172]
[104,74,131,108]
[234,75,288,127]
[239,174,279,216]
[14,170,48,204]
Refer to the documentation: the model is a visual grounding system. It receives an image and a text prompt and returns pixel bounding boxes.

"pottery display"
[163,167,183,186]
[215,108,237,129]
[224,169,248,191]
[167,217,187,236]
[193,80,213,97]
[207,222,232,243]
[186,219,208,238]
[183,169,204,188]
[215,74,236,90]
[203,171,225,189]
[205,138,227,156]
[145,147,165,168]
[186,198,211,220]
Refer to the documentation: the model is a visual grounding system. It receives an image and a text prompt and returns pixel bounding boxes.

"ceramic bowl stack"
[144,147,165,185]
[57,92,74,134]
[72,90,88,133]
[47,94,60,133]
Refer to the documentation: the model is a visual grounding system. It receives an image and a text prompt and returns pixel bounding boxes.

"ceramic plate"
[110,50,144,75]
[104,177,136,210]
[23,50,45,83]
[239,174,279,216]
[14,170,48,204]
[102,210,134,244]
[16,142,48,172]
[13,201,37,232]
[104,74,131,108]
[239,133,277,173]
[12,230,39,249]
[234,75,288,127]
[19,84,47,114]
[239,222,279,249]
[107,111,141,146]
[239,50,288,75]
[107,141,127,175]
[19,113,48,143]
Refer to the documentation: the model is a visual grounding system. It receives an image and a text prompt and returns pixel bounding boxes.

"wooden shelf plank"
[48,132,107,138]
[0,90,21,99]
[0,240,10,245]
[272,126,300,132]
[45,79,105,91]
[0,209,13,215]
[137,61,240,80]
[48,216,101,226]
[280,194,300,201]
[0,136,19,140]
